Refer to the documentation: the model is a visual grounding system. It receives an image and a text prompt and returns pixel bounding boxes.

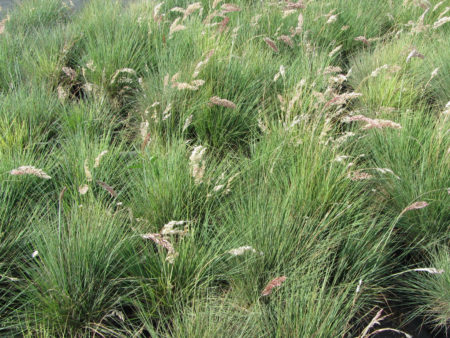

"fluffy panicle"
[329,45,342,57]
[173,80,205,90]
[221,3,241,13]
[169,18,187,38]
[162,103,172,121]
[432,1,444,12]
[437,6,450,19]
[323,66,342,75]
[228,246,263,256]
[293,13,304,35]
[370,64,389,77]
[374,168,400,179]
[94,150,108,168]
[110,68,136,85]
[285,1,305,10]
[212,0,222,9]
[401,201,428,214]
[433,16,450,29]
[278,35,294,47]
[430,67,439,79]
[262,276,287,296]
[209,96,236,109]
[348,171,373,181]
[344,115,401,130]
[182,115,193,132]
[153,3,163,21]
[141,233,178,264]
[78,185,89,195]
[327,14,338,24]
[84,160,92,182]
[283,9,296,18]
[334,155,351,162]
[193,49,214,78]
[406,49,425,63]
[10,166,51,179]
[251,14,262,26]
[97,180,117,197]
[171,7,186,14]
[412,268,444,274]
[140,120,149,140]
[57,85,68,101]
[160,220,189,236]
[62,67,76,81]
[190,145,207,184]
[263,37,279,52]
[218,16,230,33]
[326,93,362,107]
[354,36,370,45]
[183,2,202,21]
[273,65,286,81]
[333,131,356,146]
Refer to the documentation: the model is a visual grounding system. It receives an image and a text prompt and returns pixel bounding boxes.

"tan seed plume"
[160,220,189,236]
[94,150,108,168]
[370,64,389,77]
[344,115,401,130]
[10,166,51,179]
[193,49,214,78]
[62,67,77,81]
[97,180,117,197]
[221,3,241,13]
[401,201,428,214]
[323,66,342,75]
[190,145,207,184]
[183,2,202,21]
[263,37,279,52]
[84,160,92,182]
[433,16,450,29]
[218,16,230,33]
[141,233,178,263]
[293,13,304,35]
[278,35,294,47]
[182,115,193,132]
[406,49,424,63]
[140,120,149,140]
[209,96,236,109]
[354,36,370,45]
[329,45,342,57]
[285,1,305,10]
[110,68,136,85]
[78,184,89,195]
[348,171,373,181]
[261,276,287,296]
[228,246,263,256]
[412,267,444,274]
[327,14,338,24]
[172,80,205,90]
[169,18,187,38]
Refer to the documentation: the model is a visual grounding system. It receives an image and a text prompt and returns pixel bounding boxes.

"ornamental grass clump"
[1,0,449,335]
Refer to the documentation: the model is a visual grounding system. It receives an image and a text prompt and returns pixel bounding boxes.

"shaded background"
[1,0,86,17]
